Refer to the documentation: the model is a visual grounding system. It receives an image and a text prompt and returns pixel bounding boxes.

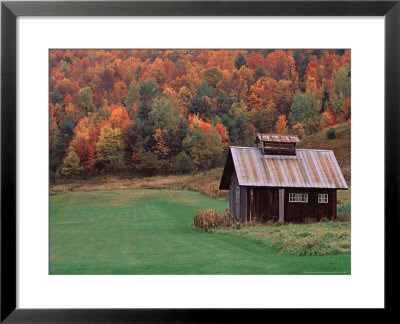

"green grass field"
[50,189,350,274]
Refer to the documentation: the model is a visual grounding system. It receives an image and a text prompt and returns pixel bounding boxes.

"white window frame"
[318,194,329,203]
[289,193,308,203]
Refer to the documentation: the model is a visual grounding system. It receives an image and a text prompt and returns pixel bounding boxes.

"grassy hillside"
[50,189,350,274]
[297,122,351,184]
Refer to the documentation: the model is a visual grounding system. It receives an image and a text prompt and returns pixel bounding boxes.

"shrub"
[326,127,336,139]
[193,209,240,232]
[337,203,351,221]
[171,152,194,174]
[136,151,162,176]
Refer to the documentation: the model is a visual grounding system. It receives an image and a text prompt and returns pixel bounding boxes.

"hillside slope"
[297,122,351,184]
[51,122,351,196]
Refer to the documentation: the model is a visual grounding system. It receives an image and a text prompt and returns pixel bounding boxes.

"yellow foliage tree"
[275,115,288,134]
[153,128,170,159]
[292,122,305,139]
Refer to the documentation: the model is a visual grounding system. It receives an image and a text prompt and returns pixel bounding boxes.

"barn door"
[268,189,279,221]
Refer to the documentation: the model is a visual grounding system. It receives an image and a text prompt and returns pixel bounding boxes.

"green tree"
[196,80,214,99]
[188,97,212,119]
[61,151,82,176]
[332,64,351,115]
[60,61,71,73]
[149,96,180,134]
[78,87,94,111]
[254,66,266,81]
[289,91,320,125]
[96,125,124,171]
[140,80,159,102]
[134,102,153,150]
[320,85,330,112]
[183,127,222,170]
[171,151,194,174]
[126,80,140,113]
[204,68,222,88]
[50,88,62,104]
[136,151,162,175]
[235,53,246,70]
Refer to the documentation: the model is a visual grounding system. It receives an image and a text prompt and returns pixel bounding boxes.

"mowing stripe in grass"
[50,189,350,274]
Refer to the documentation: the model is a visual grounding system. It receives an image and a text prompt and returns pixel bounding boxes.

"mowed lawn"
[50,189,350,274]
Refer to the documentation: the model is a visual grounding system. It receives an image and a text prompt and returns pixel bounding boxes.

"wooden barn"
[219,134,348,223]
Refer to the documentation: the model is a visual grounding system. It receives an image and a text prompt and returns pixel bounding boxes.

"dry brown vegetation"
[50,167,228,199]
[192,209,240,232]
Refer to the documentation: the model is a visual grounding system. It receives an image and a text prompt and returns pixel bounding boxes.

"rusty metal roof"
[256,134,300,143]
[220,146,347,189]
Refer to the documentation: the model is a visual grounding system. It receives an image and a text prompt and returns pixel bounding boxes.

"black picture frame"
[1,0,399,321]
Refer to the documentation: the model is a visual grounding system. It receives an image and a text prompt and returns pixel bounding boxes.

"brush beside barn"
[219,134,348,223]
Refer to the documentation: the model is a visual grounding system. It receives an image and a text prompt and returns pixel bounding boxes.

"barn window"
[289,193,308,203]
[318,194,328,203]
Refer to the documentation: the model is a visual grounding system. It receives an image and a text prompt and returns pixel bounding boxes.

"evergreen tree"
[234,53,246,70]
[320,86,330,112]
[126,80,140,113]
[50,88,62,104]
[196,80,214,99]
[188,97,212,119]
[139,80,159,102]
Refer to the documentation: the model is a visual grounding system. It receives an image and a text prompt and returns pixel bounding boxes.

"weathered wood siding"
[246,188,279,222]
[240,186,248,222]
[229,171,249,221]
[229,171,240,219]
[233,184,337,223]
[284,189,337,223]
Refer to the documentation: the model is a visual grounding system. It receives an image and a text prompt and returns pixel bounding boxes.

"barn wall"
[229,172,234,215]
[284,188,337,223]
[232,185,338,223]
[240,186,248,222]
[229,171,241,219]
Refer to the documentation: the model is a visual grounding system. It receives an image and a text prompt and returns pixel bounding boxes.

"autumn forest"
[49,49,351,180]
